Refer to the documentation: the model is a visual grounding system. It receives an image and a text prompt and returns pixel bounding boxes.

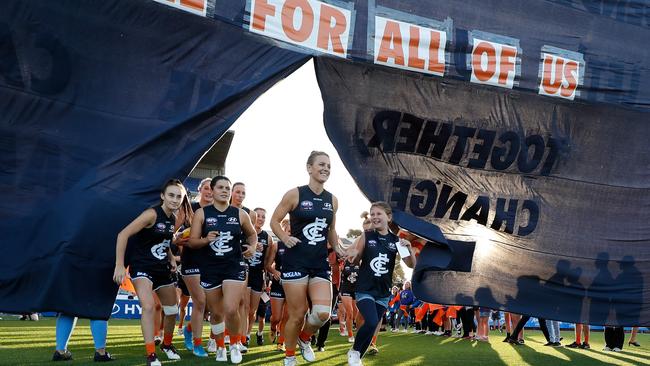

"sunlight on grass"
[0,318,648,366]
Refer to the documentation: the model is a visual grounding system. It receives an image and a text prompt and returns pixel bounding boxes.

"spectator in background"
[396,282,414,332]
[628,326,641,347]
[52,315,113,362]
[388,286,400,332]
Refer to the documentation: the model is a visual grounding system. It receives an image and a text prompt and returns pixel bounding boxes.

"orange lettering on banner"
[498,45,517,85]
[281,0,314,42]
[472,41,496,82]
[180,0,205,11]
[407,26,425,69]
[317,4,347,55]
[541,56,563,94]
[560,60,579,97]
[428,30,445,74]
[252,0,276,31]
[377,20,405,66]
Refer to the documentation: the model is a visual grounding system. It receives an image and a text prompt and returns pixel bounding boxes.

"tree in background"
[346,229,362,239]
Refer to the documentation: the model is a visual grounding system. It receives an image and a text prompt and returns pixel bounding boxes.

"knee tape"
[162,305,179,316]
[307,305,331,327]
[211,322,225,335]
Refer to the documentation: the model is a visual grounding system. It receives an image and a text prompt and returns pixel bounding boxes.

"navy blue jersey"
[199,205,244,268]
[340,260,360,292]
[128,206,175,269]
[248,230,270,273]
[191,202,202,212]
[286,185,334,271]
[274,241,286,271]
[355,230,399,298]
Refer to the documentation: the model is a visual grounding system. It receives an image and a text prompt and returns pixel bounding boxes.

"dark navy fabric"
[316,1,650,326]
[0,0,307,318]
[2,0,648,324]
[355,231,399,299]
[339,260,360,295]
[127,206,175,270]
[285,186,334,272]
[200,205,244,269]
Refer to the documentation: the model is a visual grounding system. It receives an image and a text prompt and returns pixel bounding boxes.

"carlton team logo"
[210,231,234,256]
[151,239,171,260]
[303,217,327,245]
[370,253,389,277]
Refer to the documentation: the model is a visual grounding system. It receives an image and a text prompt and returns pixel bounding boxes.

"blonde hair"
[306,151,329,165]
[370,201,392,216]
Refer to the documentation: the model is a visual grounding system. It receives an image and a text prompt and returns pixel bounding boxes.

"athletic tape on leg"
[163,305,179,316]
[307,305,331,327]
[212,322,225,335]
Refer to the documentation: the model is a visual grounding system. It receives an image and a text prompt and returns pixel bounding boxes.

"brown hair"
[159,179,193,226]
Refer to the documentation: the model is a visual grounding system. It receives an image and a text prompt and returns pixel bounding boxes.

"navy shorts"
[200,263,247,291]
[180,265,200,277]
[256,300,268,319]
[248,270,264,293]
[129,265,175,291]
[270,279,284,298]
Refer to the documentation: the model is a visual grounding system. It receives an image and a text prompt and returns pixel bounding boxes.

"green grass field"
[1,318,648,365]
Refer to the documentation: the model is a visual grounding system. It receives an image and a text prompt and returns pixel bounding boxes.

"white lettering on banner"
[470,38,519,89]
[374,16,446,76]
[249,0,352,58]
[154,0,207,17]
[538,53,581,100]
[124,304,142,315]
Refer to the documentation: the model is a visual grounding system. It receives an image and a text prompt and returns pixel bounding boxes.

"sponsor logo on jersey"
[155,222,167,232]
[136,272,148,277]
[370,253,390,277]
[388,241,397,250]
[284,271,303,279]
[300,200,314,210]
[184,268,200,274]
[368,239,377,246]
[227,217,238,224]
[200,281,212,288]
[151,239,171,260]
[303,217,328,245]
[206,217,218,225]
[323,202,333,211]
[209,231,234,256]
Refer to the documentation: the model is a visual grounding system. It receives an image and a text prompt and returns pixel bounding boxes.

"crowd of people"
[45,150,643,365]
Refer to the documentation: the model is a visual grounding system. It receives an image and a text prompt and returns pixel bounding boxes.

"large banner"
[1,0,648,324]
[0,0,308,318]
[316,0,650,326]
